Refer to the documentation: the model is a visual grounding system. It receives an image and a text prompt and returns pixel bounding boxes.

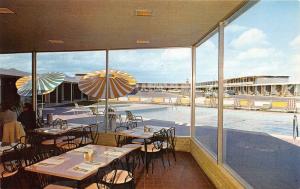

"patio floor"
[135,152,215,189]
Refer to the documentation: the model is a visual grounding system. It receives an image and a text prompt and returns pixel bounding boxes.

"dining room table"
[33,123,93,145]
[25,144,139,188]
[116,125,172,173]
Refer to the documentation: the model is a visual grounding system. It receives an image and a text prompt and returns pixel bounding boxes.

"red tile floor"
[8,152,214,189]
[135,152,215,189]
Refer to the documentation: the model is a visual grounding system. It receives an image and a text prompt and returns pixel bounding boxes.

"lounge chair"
[125,110,143,128]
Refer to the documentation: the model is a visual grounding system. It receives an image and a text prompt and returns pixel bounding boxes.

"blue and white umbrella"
[16,72,65,96]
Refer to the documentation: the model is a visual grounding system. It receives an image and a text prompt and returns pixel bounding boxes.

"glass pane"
[108,48,191,136]
[195,33,218,157]
[0,53,32,113]
[224,1,300,188]
[36,51,105,127]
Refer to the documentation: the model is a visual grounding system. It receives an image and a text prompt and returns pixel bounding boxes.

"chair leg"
[166,149,171,166]
[172,149,176,162]
[161,152,165,169]
[151,159,154,174]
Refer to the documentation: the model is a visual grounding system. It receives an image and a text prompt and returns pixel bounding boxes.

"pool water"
[130,105,298,136]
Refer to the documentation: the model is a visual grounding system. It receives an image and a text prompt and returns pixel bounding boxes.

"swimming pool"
[128,105,298,136]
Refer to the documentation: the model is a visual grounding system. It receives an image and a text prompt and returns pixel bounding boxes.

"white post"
[105,49,109,132]
[217,22,224,164]
[191,46,196,137]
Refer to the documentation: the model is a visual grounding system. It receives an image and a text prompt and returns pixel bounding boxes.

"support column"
[105,49,109,132]
[56,87,58,104]
[32,52,37,114]
[70,83,73,102]
[81,92,84,100]
[191,46,196,137]
[217,22,224,164]
[61,83,64,102]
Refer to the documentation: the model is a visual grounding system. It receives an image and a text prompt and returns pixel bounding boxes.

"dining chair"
[140,130,166,173]
[161,127,176,166]
[74,125,95,147]
[114,126,130,147]
[85,159,119,189]
[0,146,23,189]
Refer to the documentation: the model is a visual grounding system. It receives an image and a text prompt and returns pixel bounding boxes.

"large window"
[36,51,105,126]
[195,33,218,156]
[109,48,191,136]
[223,1,300,188]
[0,53,32,110]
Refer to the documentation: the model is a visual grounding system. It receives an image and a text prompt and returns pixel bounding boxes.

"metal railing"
[293,115,298,139]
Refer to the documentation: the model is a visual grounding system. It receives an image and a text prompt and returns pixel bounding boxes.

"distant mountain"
[0,68,29,77]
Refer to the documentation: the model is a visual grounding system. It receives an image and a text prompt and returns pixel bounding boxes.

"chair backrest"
[114,126,129,147]
[26,131,43,147]
[52,118,67,127]
[125,111,134,121]
[151,130,166,150]
[1,146,23,172]
[74,102,79,108]
[95,159,119,187]
[122,148,140,175]
[166,127,176,149]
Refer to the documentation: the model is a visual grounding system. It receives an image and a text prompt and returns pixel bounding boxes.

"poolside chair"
[125,111,143,129]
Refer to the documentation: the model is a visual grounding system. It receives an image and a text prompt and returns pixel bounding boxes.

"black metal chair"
[0,146,24,189]
[140,130,166,173]
[114,126,130,147]
[85,159,119,189]
[162,127,176,165]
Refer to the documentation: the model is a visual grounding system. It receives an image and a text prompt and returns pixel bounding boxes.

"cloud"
[236,47,277,61]
[225,24,247,33]
[230,28,268,49]
[289,34,300,49]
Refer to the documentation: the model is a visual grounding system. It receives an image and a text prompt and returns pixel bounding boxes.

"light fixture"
[136,40,150,44]
[135,9,152,16]
[48,40,64,44]
[0,8,14,14]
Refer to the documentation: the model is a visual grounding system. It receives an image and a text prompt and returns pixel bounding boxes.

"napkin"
[36,156,66,167]
[72,147,94,153]
[71,162,103,173]
[103,150,123,157]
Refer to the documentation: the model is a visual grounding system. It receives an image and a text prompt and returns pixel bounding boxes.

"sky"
[0,0,299,83]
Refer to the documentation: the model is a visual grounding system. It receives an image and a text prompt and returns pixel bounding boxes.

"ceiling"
[0,0,248,54]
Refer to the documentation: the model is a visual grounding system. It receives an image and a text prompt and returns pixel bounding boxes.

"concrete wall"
[255,77,288,84]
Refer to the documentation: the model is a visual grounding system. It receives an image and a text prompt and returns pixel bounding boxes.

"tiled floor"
[135,152,215,189]
[6,152,214,189]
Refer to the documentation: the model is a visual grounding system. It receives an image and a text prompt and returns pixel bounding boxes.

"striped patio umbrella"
[16,72,65,96]
[78,70,136,99]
